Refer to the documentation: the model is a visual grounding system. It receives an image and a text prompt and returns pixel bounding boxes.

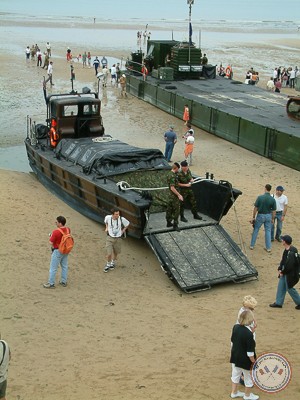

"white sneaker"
[244,393,259,400]
[231,391,245,398]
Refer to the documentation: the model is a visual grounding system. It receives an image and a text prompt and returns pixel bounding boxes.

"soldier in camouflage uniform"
[178,160,202,222]
[166,162,183,231]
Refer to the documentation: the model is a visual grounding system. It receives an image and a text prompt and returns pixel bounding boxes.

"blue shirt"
[164,129,177,143]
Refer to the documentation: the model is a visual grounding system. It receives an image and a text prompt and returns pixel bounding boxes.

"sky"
[1,0,299,21]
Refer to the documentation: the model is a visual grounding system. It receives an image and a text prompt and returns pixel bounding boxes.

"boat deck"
[152,75,299,136]
[144,209,216,235]
[127,74,300,170]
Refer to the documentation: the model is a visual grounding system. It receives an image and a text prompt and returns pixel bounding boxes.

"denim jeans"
[164,142,175,162]
[250,213,272,249]
[275,275,300,306]
[271,211,283,240]
[48,249,68,285]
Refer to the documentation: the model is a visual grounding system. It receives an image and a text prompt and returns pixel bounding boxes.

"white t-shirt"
[273,193,288,212]
[186,135,195,144]
[111,66,116,76]
[104,215,130,238]
[47,64,53,75]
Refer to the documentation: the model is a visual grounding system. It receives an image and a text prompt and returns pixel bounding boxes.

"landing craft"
[25,72,257,292]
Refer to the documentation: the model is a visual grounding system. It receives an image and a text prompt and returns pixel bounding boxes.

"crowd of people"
[25,42,51,70]
[265,66,298,92]
[217,63,298,92]
[272,66,298,88]
[266,66,298,93]
[245,68,259,85]
[25,43,127,95]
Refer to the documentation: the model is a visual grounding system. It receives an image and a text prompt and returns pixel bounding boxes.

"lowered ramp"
[144,224,258,293]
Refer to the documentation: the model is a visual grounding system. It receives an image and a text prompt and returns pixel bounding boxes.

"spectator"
[266,77,275,91]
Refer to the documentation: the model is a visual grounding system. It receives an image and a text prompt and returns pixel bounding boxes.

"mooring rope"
[116,177,214,192]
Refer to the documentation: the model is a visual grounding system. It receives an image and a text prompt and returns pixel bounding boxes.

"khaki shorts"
[105,236,122,256]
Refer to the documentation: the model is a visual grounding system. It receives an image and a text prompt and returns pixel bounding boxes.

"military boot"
[193,214,202,220]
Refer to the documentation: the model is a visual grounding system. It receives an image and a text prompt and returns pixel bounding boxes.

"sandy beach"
[1,16,300,400]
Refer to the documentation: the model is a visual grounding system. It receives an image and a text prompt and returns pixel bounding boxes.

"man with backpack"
[269,235,300,310]
[43,216,74,288]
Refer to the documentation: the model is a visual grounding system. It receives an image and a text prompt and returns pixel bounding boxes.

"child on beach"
[236,295,258,335]
[182,123,195,165]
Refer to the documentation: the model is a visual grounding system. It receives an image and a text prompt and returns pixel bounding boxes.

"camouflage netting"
[110,169,171,213]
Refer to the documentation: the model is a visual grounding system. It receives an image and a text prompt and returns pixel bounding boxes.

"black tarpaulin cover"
[55,137,170,177]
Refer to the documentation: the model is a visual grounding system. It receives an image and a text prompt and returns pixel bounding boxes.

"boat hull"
[25,139,150,238]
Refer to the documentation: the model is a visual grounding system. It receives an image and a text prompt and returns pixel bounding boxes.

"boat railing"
[26,114,48,145]
[126,60,144,77]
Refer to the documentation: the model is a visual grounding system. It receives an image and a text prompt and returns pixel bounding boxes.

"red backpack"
[58,228,74,254]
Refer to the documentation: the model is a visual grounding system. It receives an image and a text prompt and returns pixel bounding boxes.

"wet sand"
[1,21,300,400]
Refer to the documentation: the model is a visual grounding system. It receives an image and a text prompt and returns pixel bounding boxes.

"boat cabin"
[46,94,104,147]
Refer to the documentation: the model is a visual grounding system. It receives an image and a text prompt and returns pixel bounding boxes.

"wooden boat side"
[25,139,150,238]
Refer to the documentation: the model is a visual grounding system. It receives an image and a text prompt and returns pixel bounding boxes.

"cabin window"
[83,104,99,115]
[83,104,91,115]
[63,105,78,117]
[92,104,99,114]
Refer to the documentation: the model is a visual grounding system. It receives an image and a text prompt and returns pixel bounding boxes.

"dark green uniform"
[178,169,198,216]
[166,171,180,225]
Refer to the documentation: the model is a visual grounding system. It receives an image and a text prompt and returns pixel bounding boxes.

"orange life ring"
[49,127,59,148]
[141,66,148,75]
[225,66,232,78]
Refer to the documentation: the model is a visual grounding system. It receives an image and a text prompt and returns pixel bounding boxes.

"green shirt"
[178,169,193,186]
[167,171,178,190]
[254,193,276,214]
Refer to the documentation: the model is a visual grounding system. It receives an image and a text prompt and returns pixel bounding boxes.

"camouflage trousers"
[166,194,181,224]
[180,188,198,216]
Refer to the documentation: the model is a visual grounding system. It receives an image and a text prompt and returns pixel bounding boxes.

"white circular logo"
[251,352,292,393]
